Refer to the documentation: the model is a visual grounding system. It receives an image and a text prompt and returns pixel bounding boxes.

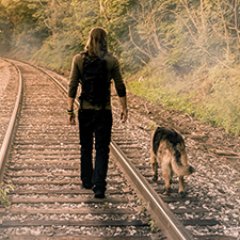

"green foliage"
[200,68,240,135]
[32,0,101,71]
[0,2,13,52]
[0,0,49,57]
[0,182,14,207]
[128,63,240,135]
[32,31,82,72]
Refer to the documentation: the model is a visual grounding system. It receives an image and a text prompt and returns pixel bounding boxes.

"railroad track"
[0,59,169,240]
[0,58,238,240]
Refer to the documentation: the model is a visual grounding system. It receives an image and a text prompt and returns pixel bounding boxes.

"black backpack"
[80,53,110,108]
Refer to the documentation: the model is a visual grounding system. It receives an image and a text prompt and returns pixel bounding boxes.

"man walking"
[67,27,128,198]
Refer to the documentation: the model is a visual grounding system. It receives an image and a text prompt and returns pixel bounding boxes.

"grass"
[127,62,240,136]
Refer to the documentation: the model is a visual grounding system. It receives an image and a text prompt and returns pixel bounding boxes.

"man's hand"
[69,113,76,125]
[67,98,76,125]
[120,109,128,123]
[67,110,76,125]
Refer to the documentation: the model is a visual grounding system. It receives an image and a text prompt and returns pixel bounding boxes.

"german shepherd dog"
[150,126,195,197]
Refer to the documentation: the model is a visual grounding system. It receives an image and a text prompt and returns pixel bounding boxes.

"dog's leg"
[150,149,158,182]
[178,176,186,198]
[162,163,171,195]
[152,161,158,182]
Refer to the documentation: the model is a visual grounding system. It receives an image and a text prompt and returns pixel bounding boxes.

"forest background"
[0,0,240,135]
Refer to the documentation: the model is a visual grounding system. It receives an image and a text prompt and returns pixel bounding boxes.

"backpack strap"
[79,52,87,82]
[78,52,87,109]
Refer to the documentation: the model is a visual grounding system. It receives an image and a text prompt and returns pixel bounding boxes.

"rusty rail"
[0,59,23,180]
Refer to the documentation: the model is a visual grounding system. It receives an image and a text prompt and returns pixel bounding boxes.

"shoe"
[82,182,93,189]
[94,190,105,199]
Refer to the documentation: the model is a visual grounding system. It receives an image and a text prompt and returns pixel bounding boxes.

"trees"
[165,0,240,70]
[1,0,240,70]
[0,2,13,53]
[0,0,49,56]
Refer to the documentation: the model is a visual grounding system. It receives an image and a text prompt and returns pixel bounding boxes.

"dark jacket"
[68,52,126,110]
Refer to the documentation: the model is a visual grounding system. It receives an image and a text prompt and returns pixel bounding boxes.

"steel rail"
[111,142,193,240]
[1,60,193,240]
[0,59,23,180]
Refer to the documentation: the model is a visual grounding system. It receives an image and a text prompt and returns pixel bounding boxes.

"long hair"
[85,27,108,58]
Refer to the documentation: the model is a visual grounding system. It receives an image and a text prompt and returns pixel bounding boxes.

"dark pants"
[78,109,112,192]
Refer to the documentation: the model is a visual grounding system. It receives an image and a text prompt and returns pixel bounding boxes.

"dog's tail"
[171,142,195,176]
[172,160,195,176]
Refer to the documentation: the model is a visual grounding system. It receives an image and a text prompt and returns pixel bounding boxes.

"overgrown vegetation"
[128,62,240,135]
[0,182,14,207]
[0,0,239,135]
